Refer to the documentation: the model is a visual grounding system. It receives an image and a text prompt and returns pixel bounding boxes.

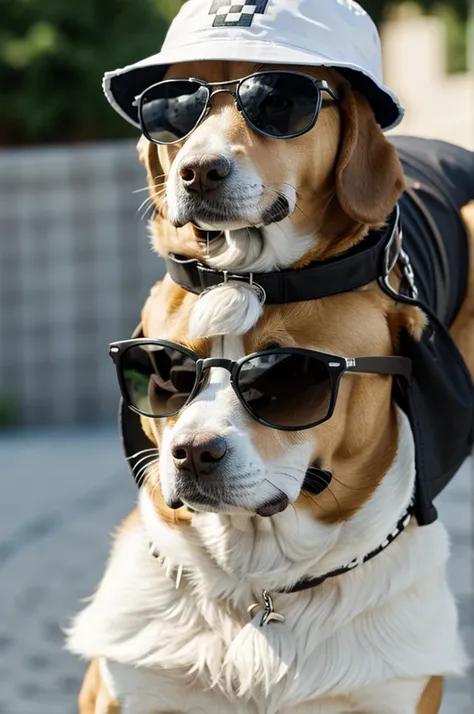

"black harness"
[121,138,474,546]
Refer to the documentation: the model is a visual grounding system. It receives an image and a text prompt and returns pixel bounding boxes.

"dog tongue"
[256,495,289,518]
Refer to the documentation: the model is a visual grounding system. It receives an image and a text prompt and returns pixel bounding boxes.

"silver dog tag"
[248,590,285,627]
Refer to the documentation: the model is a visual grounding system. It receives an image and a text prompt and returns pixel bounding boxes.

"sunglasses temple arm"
[346,356,412,382]
[317,81,339,101]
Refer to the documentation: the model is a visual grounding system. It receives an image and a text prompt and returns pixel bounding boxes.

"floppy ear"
[136,135,165,213]
[137,134,163,178]
[336,84,405,226]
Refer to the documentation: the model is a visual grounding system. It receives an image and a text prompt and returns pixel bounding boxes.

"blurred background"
[0,1,472,713]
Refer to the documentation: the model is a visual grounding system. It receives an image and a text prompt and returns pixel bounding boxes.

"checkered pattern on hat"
[209,0,269,28]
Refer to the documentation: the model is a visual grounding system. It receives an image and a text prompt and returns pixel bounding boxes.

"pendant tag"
[248,590,285,627]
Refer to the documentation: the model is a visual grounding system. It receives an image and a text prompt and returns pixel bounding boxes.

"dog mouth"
[256,494,290,517]
[173,196,290,231]
[260,196,291,225]
[168,483,290,517]
[191,226,224,244]
[169,488,237,514]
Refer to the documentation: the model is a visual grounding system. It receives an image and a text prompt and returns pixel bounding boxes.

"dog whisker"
[136,186,167,219]
[137,196,156,220]
[126,448,159,461]
[132,184,162,194]
[132,453,160,473]
[134,462,151,484]
[262,477,289,502]
[293,203,310,220]
[270,470,300,484]
[278,462,371,494]
[135,459,159,489]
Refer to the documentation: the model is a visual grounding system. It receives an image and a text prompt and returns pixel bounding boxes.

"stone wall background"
[0,141,165,425]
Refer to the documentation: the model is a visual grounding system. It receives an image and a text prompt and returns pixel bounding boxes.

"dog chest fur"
[68,413,467,714]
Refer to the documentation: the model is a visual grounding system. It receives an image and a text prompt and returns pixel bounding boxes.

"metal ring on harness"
[379,229,419,303]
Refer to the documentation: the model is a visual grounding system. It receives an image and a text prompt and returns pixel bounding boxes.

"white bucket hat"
[103,0,404,131]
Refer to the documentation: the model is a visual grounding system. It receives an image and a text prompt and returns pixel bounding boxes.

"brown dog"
[71,61,474,714]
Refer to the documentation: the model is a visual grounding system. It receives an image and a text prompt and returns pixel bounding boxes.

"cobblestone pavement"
[0,428,472,714]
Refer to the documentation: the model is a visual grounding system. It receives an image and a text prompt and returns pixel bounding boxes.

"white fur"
[189,282,263,337]
[203,222,316,274]
[68,406,467,713]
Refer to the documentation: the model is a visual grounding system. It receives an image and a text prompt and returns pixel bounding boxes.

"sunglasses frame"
[134,70,339,145]
[109,339,411,432]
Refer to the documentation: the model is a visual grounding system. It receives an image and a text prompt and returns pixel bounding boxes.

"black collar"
[166,207,401,304]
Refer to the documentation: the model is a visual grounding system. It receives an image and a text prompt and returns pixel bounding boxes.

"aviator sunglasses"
[109,340,411,432]
[133,70,339,145]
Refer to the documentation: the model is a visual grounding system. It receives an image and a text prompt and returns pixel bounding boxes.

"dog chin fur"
[67,409,467,714]
[150,217,317,274]
[204,221,316,274]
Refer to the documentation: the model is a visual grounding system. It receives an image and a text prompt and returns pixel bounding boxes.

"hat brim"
[103,40,404,132]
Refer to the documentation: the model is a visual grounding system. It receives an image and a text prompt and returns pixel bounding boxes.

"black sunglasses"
[133,70,339,145]
[109,340,411,432]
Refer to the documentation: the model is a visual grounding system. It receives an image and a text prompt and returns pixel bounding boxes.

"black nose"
[179,154,231,195]
[172,433,228,477]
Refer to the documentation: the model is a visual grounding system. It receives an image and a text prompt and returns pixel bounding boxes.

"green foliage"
[435,3,469,73]
[0,0,469,145]
[359,0,469,24]
[0,395,20,428]
[0,0,185,145]
[360,0,469,73]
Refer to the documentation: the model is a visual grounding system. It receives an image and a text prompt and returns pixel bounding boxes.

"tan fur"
[416,677,444,714]
[114,509,141,537]
[79,659,120,714]
[79,659,180,714]
[147,472,194,527]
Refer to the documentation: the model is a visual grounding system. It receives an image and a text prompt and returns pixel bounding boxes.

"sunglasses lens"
[238,72,320,138]
[140,81,209,143]
[120,344,198,416]
[237,352,332,428]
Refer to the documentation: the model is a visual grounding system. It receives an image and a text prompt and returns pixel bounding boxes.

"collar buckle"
[199,270,267,306]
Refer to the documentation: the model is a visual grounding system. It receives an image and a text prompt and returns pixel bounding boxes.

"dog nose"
[172,434,228,477]
[179,154,231,195]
